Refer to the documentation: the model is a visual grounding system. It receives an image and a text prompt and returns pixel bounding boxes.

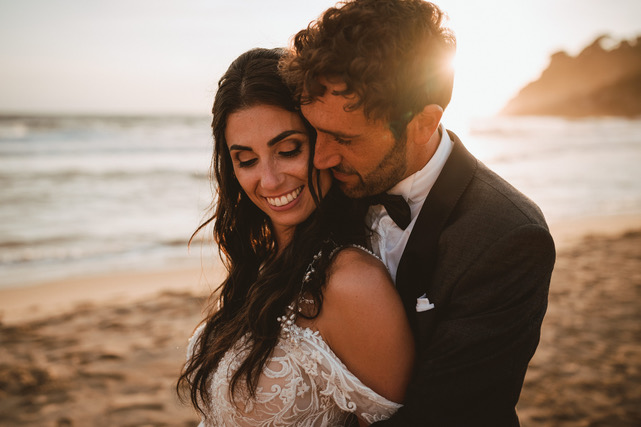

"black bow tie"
[367,193,411,230]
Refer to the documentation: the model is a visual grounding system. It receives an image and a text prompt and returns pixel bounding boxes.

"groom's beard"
[334,134,408,199]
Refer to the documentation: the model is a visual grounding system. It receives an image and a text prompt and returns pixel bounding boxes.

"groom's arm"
[373,223,555,426]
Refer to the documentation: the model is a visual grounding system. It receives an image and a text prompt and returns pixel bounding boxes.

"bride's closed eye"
[279,145,302,158]
[238,158,257,168]
[232,138,305,168]
[277,139,304,158]
[236,152,257,168]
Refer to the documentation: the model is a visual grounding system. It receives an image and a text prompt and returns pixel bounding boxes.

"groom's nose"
[313,133,342,170]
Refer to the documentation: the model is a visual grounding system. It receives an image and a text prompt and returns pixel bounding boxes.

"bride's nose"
[259,160,285,190]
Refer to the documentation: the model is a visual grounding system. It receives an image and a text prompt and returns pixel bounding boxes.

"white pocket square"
[416,294,435,312]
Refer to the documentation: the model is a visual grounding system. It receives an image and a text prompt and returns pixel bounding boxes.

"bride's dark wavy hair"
[177,47,368,416]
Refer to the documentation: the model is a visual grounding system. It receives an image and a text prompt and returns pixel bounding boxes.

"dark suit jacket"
[373,131,556,426]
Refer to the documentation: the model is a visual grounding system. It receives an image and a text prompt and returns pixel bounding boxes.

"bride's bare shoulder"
[321,246,400,324]
[325,246,393,294]
[318,246,414,403]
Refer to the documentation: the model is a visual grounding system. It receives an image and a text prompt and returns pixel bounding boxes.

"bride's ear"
[406,104,443,146]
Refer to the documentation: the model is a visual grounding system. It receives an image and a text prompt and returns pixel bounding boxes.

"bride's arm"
[316,247,415,406]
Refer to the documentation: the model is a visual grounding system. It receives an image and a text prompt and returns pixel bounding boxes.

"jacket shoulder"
[462,160,549,231]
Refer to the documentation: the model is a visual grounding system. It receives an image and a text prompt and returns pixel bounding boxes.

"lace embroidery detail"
[188,322,401,426]
[188,245,400,426]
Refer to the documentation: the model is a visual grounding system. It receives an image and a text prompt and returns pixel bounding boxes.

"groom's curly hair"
[280,0,456,137]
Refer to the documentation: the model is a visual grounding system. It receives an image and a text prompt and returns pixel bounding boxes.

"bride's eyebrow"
[228,130,305,152]
[267,130,305,147]
[228,145,252,152]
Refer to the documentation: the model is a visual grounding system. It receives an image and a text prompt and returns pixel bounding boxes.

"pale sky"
[1,0,640,122]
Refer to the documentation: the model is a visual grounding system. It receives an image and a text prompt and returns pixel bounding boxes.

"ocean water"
[0,115,214,288]
[462,116,641,221]
[1,115,640,289]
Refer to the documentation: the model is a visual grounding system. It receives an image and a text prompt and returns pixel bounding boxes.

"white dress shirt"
[367,125,453,283]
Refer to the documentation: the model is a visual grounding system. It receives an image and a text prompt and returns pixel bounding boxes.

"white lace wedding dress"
[187,306,402,426]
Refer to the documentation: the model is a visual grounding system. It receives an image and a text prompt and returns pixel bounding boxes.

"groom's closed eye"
[334,136,352,145]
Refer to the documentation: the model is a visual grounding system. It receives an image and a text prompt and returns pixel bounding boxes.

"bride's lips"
[265,186,304,210]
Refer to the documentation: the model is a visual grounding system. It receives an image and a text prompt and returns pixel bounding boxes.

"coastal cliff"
[501,36,641,117]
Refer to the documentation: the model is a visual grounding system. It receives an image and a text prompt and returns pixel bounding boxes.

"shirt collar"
[386,124,453,216]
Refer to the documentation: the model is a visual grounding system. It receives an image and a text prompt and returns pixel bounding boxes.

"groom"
[281,0,555,425]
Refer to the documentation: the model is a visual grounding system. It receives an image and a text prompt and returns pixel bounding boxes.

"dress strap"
[344,244,382,263]
[280,243,382,339]
[301,243,378,290]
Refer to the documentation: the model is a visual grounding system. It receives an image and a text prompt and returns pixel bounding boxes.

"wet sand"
[1,216,640,426]
[517,226,641,426]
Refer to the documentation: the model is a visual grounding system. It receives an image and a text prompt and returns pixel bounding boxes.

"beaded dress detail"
[187,245,401,426]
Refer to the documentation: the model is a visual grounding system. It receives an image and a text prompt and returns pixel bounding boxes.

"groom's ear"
[406,104,444,147]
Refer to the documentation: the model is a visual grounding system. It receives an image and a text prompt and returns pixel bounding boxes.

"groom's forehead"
[303,76,352,101]
[303,79,360,114]
[301,95,369,132]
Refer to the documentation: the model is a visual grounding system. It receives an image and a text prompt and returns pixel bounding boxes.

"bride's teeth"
[268,187,302,207]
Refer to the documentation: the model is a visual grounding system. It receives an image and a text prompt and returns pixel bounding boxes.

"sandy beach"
[1,214,640,426]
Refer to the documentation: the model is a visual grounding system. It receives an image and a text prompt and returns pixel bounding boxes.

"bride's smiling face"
[226,104,332,247]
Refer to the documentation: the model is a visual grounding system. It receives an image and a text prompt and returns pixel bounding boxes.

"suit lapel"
[395,131,478,318]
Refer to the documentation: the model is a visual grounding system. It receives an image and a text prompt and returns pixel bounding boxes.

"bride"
[178,47,415,426]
